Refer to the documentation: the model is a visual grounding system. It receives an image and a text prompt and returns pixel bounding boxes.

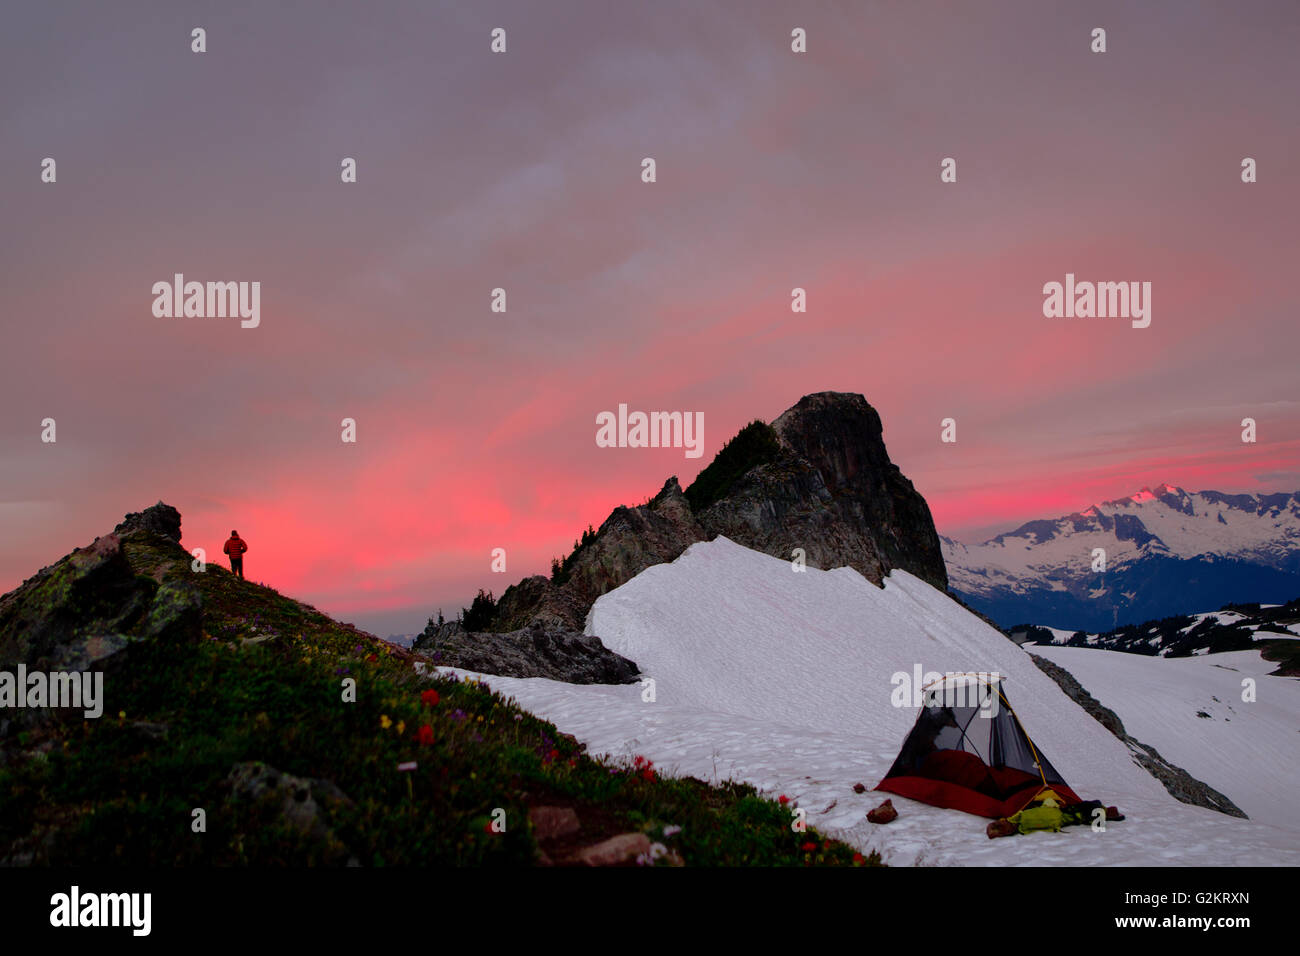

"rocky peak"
[421,392,948,655]
[772,391,889,495]
[114,501,182,543]
[743,391,947,589]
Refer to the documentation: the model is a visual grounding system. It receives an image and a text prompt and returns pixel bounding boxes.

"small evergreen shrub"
[684,420,782,512]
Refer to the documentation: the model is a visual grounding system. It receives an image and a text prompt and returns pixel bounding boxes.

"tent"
[875,673,1081,818]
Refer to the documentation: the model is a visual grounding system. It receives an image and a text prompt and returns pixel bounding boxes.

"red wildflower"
[853,853,865,865]
[416,724,434,746]
[366,653,379,663]
[549,748,560,761]
[778,795,789,806]
[420,689,440,707]
[801,841,817,853]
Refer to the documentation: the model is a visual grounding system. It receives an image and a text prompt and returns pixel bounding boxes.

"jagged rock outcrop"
[491,477,705,634]
[114,501,182,543]
[413,620,640,684]
[0,528,201,673]
[430,393,946,655]
[699,393,946,590]
[0,505,203,736]
[1029,653,1247,818]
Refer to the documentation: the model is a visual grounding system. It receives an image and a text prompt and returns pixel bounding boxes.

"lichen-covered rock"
[0,505,203,678]
[141,578,203,643]
[0,533,144,670]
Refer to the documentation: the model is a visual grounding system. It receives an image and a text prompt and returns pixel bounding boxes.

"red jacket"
[223,535,248,556]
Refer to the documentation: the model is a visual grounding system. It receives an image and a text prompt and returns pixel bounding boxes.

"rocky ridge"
[415,392,946,680]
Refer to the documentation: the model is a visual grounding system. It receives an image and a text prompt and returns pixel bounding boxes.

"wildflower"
[417,724,434,746]
[397,761,417,772]
[450,709,467,723]
[421,689,440,707]
[366,653,379,663]
[649,842,667,860]
[801,841,817,853]
[663,825,682,838]
[778,795,789,806]
[853,853,865,866]
[380,714,392,730]
[396,720,406,735]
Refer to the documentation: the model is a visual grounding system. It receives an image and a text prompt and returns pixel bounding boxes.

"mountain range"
[942,484,1300,632]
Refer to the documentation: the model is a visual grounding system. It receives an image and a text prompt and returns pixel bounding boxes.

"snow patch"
[442,537,1300,865]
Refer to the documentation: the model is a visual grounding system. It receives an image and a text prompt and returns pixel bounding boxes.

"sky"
[3,1,1298,638]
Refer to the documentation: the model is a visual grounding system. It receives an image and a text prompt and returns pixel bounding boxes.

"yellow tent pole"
[999,689,1051,812]
[923,675,1055,815]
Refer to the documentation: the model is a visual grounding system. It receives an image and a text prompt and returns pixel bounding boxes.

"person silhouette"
[222,529,248,579]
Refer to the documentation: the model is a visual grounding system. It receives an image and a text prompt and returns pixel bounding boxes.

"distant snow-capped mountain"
[943,484,1300,631]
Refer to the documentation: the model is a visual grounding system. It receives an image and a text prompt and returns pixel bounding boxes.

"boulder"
[226,761,354,863]
[528,805,582,841]
[114,502,182,543]
[575,832,652,866]
[414,620,639,684]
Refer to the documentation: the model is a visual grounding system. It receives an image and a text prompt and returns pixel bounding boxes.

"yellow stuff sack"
[1014,804,1064,834]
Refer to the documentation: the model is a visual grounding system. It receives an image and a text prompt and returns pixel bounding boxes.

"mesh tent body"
[875,674,1081,818]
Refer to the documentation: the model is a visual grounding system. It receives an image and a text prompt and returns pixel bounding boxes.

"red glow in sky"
[3,3,1298,636]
